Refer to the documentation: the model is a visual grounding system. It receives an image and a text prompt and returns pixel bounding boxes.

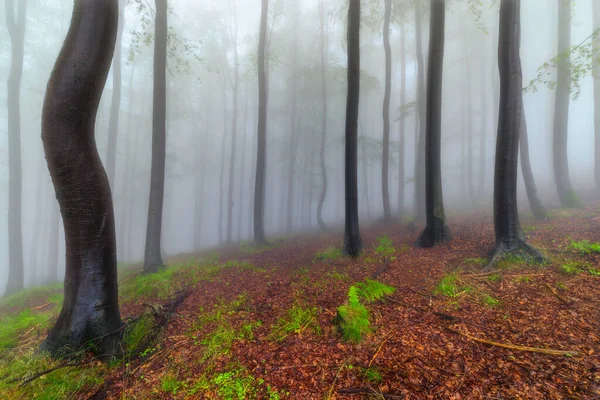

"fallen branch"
[31,301,57,311]
[544,283,572,306]
[338,387,404,399]
[446,327,578,356]
[368,331,395,369]
[10,360,93,387]
[409,288,438,299]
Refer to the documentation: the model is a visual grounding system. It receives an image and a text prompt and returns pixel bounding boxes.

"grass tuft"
[314,247,343,261]
[270,304,320,341]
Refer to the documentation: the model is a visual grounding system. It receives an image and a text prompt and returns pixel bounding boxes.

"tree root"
[484,241,546,272]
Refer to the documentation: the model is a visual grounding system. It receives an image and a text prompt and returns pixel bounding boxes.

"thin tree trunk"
[143,0,167,273]
[592,1,600,190]
[5,0,26,295]
[194,129,207,248]
[226,0,239,244]
[416,0,451,248]
[40,0,122,358]
[317,0,329,231]
[30,160,45,282]
[381,0,392,220]
[286,3,299,234]
[344,0,363,257]
[105,0,125,185]
[238,88,248,241]
[219,76,228,244]
[478,49,488,197]
[519,104,547,220]
[465,33,475,201]
[398,22,406,217]
[553,0,580,208]
[413,0,426,221]
[254,0,268,244]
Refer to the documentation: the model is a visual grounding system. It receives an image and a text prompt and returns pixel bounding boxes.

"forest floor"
[1,205,600,399]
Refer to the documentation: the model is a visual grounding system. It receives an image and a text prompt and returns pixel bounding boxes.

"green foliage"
[568,239,600,255]
[355,279,396,303]
[362,366,383,384]
[161,374,184,395]
[0,282,62,308]
[213,369,258,400]
[123,311,156,355]
[337,286,371,343]
[481,294,500,308]
[435,273,459,297]
[588,267,600,276]
[314,246,343,261]
[375,235,396,261]
[488,274,502,283]
[0,309,54,350]
[559,261,586,275]
[270,304,320,341]
[464,257,486,266]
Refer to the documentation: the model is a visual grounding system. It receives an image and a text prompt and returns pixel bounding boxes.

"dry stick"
[544,283,572,306]
[446,327,578,356]
[368,331,396,369]
[31,301,56,311]
[327,358,349,400]
[409,287,438,299]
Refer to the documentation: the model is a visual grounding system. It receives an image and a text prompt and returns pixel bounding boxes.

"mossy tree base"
[484,241,546,272]
[415,217,451,248]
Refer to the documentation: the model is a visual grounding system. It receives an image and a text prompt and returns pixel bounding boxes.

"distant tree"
[41,0,122,358]
[285,1,299,234]
[593,2,600,190]
[317,0,329,231]
[397,21,407,217]
[344,0,363,257]
[519,103,547,220]
[254,0,269,244]
[381,0,392,220]
[4,0,27,295]
[552,0,580,208]
[144,0,168,273]
[488,0,543,269]
[413,0,426,221]
[416,0,451,248]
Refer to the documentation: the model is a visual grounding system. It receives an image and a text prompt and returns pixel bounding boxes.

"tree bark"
[477,48,488,197]
[413,0,426,221]
[519,104,547,220]
[416,0,451,248]
[381,0,392,220]
[593,1,600,191]
[143,0,167,273]
[5,0,26,295]
[344,0,363,257]
[397,22,406,217]
[553,0,580,208]
[285,2,299,234]
[254,0,269,244]
[40,0,122,358]
[227,4,239,244]
[238,88,248,240]
[317,0,329,231]
[105,0,125,185]
[489,0,543,269]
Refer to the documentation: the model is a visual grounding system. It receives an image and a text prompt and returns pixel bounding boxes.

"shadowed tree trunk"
[5,0,26,296]
[553,0,580,208]
[144,0,168,273]
[477,50,488,197]
[254,0,269,244]
[218,75,227,244]
[285,2,299,234]
[416,0,451,248]
[344,0,363,257]
[413,0,426,221]
[30,160,46,282]
[593,1,600,191]
[397,22,406,217]
[226,1,239,244]
[105,0,125,185]
[40,0,122,358]
[488,0,543,269]
[316,0,329,231]
[381,0,392,220]
[238,89,248,240]
[519,104,547,220]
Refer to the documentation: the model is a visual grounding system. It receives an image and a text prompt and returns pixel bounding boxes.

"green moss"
[314,246,343,261]
[464,257,487,266]
[481,294,500,307]
[488,273,502,283]
[270,304,320,341]
[362,366,383,384]
[559,260,586,275]
[588,267,600,276]
[567,239,600,255]
[0,309,54,350]
[161,374,184,395]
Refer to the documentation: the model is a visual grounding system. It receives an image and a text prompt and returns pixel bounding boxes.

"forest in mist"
[0,0,598,295]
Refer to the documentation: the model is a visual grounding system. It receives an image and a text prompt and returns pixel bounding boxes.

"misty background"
[0,0,596,294]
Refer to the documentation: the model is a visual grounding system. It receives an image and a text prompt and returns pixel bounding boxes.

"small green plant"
[488,273,502,283]
[161,374,184,395]
[314,246,343,261]
[559,261,585,275]
[363,367,383,384]
[336,286,371,343]
[557,282,568,290]
[588,267,600,276]
[568,239,600,255]
[213,369,257,400]
[435,273,459,297]
[515,276,532,283]
[270,304,320,341]
[375,235,396,262]
[481,294,500,307]
[464,257,487,266]
[355,279,396,303]
[123,311,157,355]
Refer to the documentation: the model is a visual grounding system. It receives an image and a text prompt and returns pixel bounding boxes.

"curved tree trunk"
[416,0,451,248]
[344,0,363,257]
[105,0,125,185]
[5,0,27,296]
[397,22,406,217]
[316,0,329,231]
[489,0,542,269]
[413,0,426,221]
[254,0,269,244]
[519,105,547,220]
[381,0,392,220]
[143,0,167,273]
[592,2,600,191]
[553,0,579,208]
[40,0,122,358]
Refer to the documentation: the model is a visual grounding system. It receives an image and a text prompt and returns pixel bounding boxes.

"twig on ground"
[10,360,93,387]
[544,283,572,306]
[368,331,395,369]
[446,327,578,356]
[31,302,56,311]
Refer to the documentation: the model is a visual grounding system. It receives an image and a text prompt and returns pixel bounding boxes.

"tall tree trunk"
[143,0,167,273]
[397,22,406,217]
[553,0,580,208]
[218,76,227,244]
[489,0,542,268]
[317,0,329,231]
[194,131,207,248]
[477,50,488,197]
[30,160,46,282]
[417,0,451,248]
[519,104,547,220]
[381,0,392,220]
[5,0,26,295]
[593,1,600,190]
[254,0,268,244]
[238,88,248,240]
[105,0,124,185]
[40,0,122,358]
[227,2,239,244]
[413,0,426,221]
[286,3,299,234]
[464,34,475,201]
[344,0,363,257]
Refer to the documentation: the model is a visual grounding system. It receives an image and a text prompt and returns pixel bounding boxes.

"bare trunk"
[227,2,239,244]
[381,0,392,220]
[593,1,600,190]
[519,104,547,220]
[478,50,488,197]
[238,89,249,240]
[397,23,406,217]
[413,0,426,221]
[219,76,227,244]
[317,0,329,231]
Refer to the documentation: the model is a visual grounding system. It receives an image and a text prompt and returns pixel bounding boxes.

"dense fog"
[0,0,597,294]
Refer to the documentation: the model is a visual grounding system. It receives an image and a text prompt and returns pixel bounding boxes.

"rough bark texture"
[397,22,406,217]
[489,0,543,269]
[519,104,547,220]
[381,0,392,220]
[254,0,268,244]
[593,1,600,191]
[317,0,329,231]
[343,0,363,257]
[105,0,124,186]
[553,0,580,208]
[5,0,26,296]
[416,0,451,248]
[40,0,122,358]
[144,0,167,273]
[413,0,426,221]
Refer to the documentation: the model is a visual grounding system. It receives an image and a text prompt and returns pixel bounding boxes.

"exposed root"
[484,241,546,272]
